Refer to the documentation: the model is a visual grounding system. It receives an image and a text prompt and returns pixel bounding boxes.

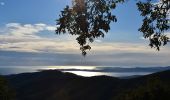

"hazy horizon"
[0,66,169,77]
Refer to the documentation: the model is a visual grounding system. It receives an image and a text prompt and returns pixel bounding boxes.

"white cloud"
[0,23,80,53]
[0,22,170,54]
[0,34,80,53]
[4,23,56,38]
[0,39,79,53]
[46,26,56,31]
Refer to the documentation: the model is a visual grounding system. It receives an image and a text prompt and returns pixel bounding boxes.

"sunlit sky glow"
[0,0,170,67]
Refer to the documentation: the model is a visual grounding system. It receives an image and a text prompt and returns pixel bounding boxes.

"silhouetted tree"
[137,0,170,51]
[56,0,170,56]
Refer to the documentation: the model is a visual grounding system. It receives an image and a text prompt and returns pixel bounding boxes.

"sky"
[0,0,170,67]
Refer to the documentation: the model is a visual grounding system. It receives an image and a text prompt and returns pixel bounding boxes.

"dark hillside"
[5,70,170,100]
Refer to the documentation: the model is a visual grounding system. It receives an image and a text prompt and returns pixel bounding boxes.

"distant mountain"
[5,69,170,100]
[1,66,170,76]
[57,66,170,72]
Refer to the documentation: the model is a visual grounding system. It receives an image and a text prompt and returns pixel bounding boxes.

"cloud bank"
[0,23,170,67]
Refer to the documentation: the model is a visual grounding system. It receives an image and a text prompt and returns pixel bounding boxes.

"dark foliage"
[6,70,170,100]
[137,0,170,51]
[56,0,170,56]
[114,77,170,100]
[0,76,15,100]
[56,0,125,56]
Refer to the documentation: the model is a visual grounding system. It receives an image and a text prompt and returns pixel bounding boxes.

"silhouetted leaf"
[56,0,170,56]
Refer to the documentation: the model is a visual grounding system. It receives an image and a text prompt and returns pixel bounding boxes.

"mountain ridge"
[5,69,170,100]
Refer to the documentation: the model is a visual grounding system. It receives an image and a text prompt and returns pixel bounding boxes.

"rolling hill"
[3,70,170,100]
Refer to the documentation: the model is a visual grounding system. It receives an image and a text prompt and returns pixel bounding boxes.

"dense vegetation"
[5,70,170,100]
[0,76,15,100]
[114,77,170,100]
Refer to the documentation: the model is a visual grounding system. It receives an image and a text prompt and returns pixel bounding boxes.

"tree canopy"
[56,0,170,56]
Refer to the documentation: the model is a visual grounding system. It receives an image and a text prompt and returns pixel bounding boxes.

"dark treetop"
[56,0,170,56]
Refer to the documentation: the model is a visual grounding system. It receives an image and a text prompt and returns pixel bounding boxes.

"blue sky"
[0,0,170,67]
